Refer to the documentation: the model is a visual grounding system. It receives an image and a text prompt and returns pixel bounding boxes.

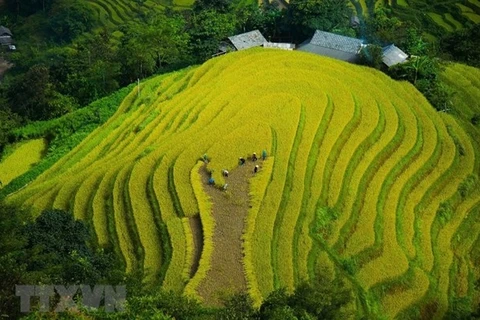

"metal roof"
[309,30,364,54]
[297,43,360,62]
[263,42,295,50]
[350,16,360,26]
[228,30,267,51]
[0,37,12,45]
[382,44,408,67]
[0,26,12,36]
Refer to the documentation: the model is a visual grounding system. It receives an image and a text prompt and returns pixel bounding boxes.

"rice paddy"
[85,0,192,30]
[347,0,480,35]
[0,139,46,188]
[3,50,480,317]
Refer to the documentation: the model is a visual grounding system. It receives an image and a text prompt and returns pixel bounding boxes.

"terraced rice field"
[85,0,193,29]
[0,139,46,188]
[457,3,480,23]
[4,50,480,317]
[346,0,479,34]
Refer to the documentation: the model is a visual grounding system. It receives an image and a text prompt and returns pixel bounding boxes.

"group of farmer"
[238,150,267,171]
[207,150,268,190]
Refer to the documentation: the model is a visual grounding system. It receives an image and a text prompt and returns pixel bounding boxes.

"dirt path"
[196,161,259,306]
[189,216,203,277]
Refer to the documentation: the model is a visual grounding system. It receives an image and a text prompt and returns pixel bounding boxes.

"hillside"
[0,139,46,187]
[347,0,480,34]
[5,49,480,318]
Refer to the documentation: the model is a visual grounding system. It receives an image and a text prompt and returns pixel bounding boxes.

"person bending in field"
[252,152,258,161]
[239,157,246,166]
[223,183,228,191]
[208,177,215,185]
[222,169,229,177]
[254,165,259,173]
[262,150,267,160]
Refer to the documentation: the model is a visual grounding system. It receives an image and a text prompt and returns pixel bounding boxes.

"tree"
[389,56,454,112]
[389,55,440,85]
[365,6,425,51]
[48,0,95,43]
[288,0,352,38]
[6,64,55,120]
[121,289,206,319]
[5,0,54,15]
[217,293,256,320]
[0,202,30,319]
[403,27,428,56]
[235,3,288,41]
[258,275,355,319]
[193,0,231,13]
[62,32,121,104]
[0,109,20,156]
[23,209,121,284]
[0,207,124,318]
[287,276,354,319]
[118,13,190,82]
[188,10,237,62]
[259,289,297,319]
[441,24,480,67]
[359,44,384,69]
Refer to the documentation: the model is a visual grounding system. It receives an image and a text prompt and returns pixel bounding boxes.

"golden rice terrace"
[6,49,480,318]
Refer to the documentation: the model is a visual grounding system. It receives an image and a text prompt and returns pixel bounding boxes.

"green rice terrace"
[2,49,480,318]
[349,0,480,35]
[83,0,480,36]
[85,0,194,30]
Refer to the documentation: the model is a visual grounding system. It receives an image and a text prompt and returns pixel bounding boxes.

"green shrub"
[437,201,453,226]
[471,114,480,126]
[458,174,478,198]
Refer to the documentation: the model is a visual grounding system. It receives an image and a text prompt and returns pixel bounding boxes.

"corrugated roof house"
[0,26,12,37]
[382,44,408,67]
[350,16,360,28]
[297,30,365,63]
[0,26,13,46]
[228,30,267,51]
[263,42,295,50]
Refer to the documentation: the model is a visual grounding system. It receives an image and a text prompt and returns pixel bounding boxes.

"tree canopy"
[288,0,352,38]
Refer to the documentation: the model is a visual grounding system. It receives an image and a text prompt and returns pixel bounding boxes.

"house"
[227,30,267,51]
[382,44,408,67]
[0,26,13,46]
[297,30,365,63]
[350,16,360,28]
[263,42,295,50]
[212,41,235,57]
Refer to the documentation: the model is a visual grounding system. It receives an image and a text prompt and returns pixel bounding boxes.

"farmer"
[222,183,228,191]
[239,157,246,166]
[254,165,259,173]
[252,152,258,162]
[262,150,267,160]
[222,169,229,177]
[208,177,215,185]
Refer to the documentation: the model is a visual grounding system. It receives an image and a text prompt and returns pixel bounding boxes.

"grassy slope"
[3,50,480,317]
[0,139,46,187]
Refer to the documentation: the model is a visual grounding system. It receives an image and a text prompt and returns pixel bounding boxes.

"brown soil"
[189,215,203,277]
[196,161,260,306]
